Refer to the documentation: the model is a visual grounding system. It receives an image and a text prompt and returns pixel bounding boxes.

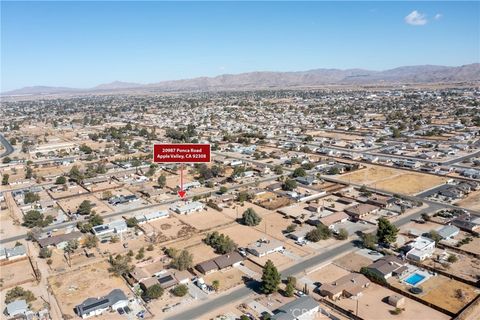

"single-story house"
[37,231,83,249]
[140,277,160,291]
[271,296,320,320]
[5,300,28,317]
[170,201,205,215]
[75,289,128,319]
[318,273,370,300]
[437,225,460,240]
[344,204,379,220]
[364,255,408,280]
[318,212,350,229]
[247,239,284,257]
[195,251,244,275]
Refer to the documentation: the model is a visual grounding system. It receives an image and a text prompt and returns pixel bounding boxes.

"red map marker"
[178,166,186,199]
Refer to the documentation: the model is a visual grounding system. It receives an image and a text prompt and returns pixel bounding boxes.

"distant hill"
[3,63,479,96]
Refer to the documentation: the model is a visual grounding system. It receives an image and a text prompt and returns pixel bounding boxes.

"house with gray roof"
[271,296,319,320]
[5,299,28,317]
[437,225,460,240]
[75,289,128,319]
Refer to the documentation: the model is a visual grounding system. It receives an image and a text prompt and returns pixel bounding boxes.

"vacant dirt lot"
[203,267,245,291]
[372,173,448,195]
[176,208,234,231]
[333,252,374,272]
[338,166,448,195]
[338,166,401,185]
[335,283,450,320]
[49,261,132,318]
[0,259,36,289]
[307,263,350,284]
[456,190,480,211]
[57,194,113,216]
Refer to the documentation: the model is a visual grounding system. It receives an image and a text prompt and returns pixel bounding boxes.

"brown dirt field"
[175,208,234,231]
[333,252,374,272]
[143,216,189,240]
[307,263,350,284]
[456,237,480,256]
[250,251,293,269]
[258,197,293,210]
[338,166,448,195]
[335,283,450,320]
[49,261,132,318]
[456,190,480,211]
[203,268,245,291]
[57,194,113,215]
[371,173,448,195]
[338,166,401,185]
[0,259,36,289]
[170,241,218,265]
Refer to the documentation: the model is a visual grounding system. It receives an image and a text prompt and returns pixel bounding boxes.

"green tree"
[2,173,9,185]
[261,260,281,294]
[427,230,442,244]
[5,286,36,304]
[39,247,52,259]
[282,179,297,191]
[108,254,133,277]
[136,247,145,260]
[126,217,138,228]
[204,231,237,254]
[218,186,228,194]
[2,157,12,164]
[286,224,297,233]
[292,168,306,178]
[237,191,252,202]
[377,217,399,244]
[23,210,53,228]
[361,232,378,250]
[77,200,93,215]
[25,166,33,179]
[88,213,104,226]
[55,176,66,185]
[144,284,164,299]
[305,225,332,242]
[69,165,84,182]
[337,228,349,240]
[212,280,220,292]
[447,254,458,263]
[24,192,40,204]
[157,174,166,188]
[84,234,98,249]
[171,250,193,271]
[172,284,188,297]
[273,165,283,175]
[242,208,262,226]
[285,282,295,297]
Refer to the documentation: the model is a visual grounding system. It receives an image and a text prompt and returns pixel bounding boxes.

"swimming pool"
[405,273,425,286]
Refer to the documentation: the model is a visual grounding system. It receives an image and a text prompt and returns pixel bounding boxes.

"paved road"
[0,175,279,244]
[0,133,14,158]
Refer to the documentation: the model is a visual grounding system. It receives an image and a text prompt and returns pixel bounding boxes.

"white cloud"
[434,13,443,20]
[405,10,428,26]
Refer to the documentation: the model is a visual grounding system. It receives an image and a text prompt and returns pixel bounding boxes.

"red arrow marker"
[178,166,186,199]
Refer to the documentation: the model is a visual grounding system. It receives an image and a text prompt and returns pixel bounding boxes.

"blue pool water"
[405,273,425,286]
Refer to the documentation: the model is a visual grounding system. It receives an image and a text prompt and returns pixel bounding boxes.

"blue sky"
[1,1,479,91]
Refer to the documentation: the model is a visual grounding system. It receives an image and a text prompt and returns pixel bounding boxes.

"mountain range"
[3,63,479,96]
